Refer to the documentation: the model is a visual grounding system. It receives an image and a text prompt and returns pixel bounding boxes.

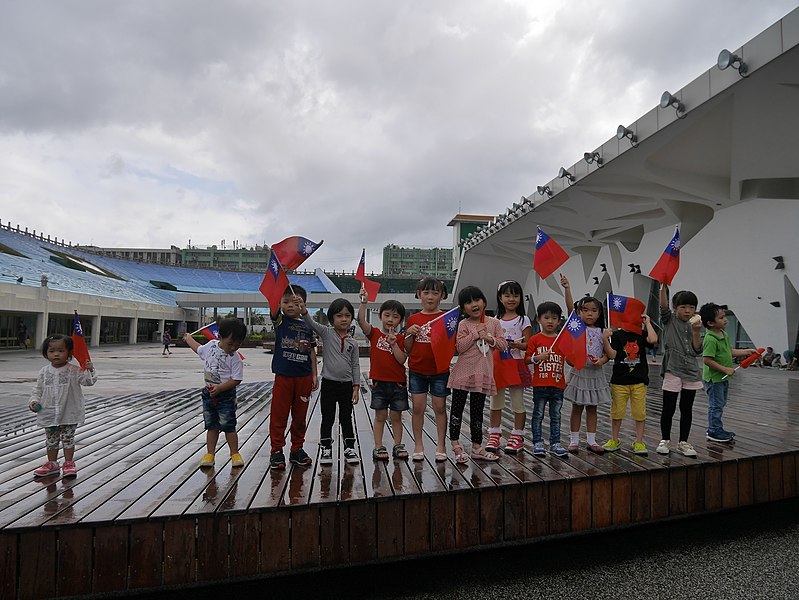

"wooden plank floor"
[1,367,798,598]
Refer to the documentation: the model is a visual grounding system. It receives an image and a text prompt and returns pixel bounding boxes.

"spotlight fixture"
[537,185,553,197]
[617,125,638,147]
[773,256,785,270]
[583,151,603,167]
[660,91,686,118]
[717,49,748,77]
[558,167,575,184]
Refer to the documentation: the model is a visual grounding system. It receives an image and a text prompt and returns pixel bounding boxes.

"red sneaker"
[62,460,78,478]
[485,432,502,453]
[504,434,524,454]
[33,461,60,477]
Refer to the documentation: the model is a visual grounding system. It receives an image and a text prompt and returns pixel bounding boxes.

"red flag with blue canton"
[71,311,91,370]
[197,322,220,341]
[608,293,646,333]
[429,307,460,372]
[493,345,533,389]
[271,236,323,271]
[648,227,680,286]
[534,226,570,279]
[355,249,381,302]
[551,310,587,370]
[259,250,291,314]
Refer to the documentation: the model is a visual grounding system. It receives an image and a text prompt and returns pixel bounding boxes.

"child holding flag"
[561,277,612,453]
[487,280,532,454]
[447,286,506,462]
[405,277,450,462]
[603,299,657,454]
[29,334,96,477]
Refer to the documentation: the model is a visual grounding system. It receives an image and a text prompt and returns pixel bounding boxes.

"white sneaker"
[677,441,697,457]
[656,439,670,455]
[343,447,360,464]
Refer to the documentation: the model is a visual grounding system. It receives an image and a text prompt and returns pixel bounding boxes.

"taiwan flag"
[493,345,533,389]
[534,226,569,279]
[355,249,381,302]
[648,227,680,286]
[259,250,291,314]
[608,293,646,333]
[271,236,323,271]
[72,311,91,370]
[429,307,460,372]
[550,310,587,370]
[191,322,245,359]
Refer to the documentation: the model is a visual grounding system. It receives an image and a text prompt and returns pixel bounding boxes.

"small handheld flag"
[271,236,323,271]
[648,227,680,286]
[355,249,381,302]
[534,226,569,280]
[608,293,647,333]
[189,322,245,359]
[72,311,91,370]
[722,347,765,380]
[429,307,460,372]
[550,310,587,370]
[259,250,291,314]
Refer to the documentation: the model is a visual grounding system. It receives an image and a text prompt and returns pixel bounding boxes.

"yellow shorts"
[490,386,526,413]
[610,383,647,421]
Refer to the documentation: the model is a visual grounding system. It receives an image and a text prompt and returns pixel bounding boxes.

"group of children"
[27,276,756,477]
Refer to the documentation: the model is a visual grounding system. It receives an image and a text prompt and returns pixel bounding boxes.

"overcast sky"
[0,1,795,272]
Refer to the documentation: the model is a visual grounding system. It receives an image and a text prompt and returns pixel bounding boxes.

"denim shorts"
[408,371,450,398]
[202,387,237,432]
[370,380,410,412]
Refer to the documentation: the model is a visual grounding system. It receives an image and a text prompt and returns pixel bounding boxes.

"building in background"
[382,244,453,277]
[447,214,493,271]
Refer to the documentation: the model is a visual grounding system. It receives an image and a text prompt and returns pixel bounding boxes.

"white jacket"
[30,363,97,427]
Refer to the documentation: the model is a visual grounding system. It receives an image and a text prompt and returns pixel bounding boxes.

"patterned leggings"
[449,389,486,444]
[45,424,77,450]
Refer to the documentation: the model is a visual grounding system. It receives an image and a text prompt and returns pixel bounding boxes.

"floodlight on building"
[660,91,686,118]
[584,151,603,167]
[717,49,748,77]
[537,185,553,197]
[617,125,638,147]
[558,167,575,183]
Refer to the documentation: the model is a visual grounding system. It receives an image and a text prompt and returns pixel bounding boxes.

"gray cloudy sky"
[0,1,795,272]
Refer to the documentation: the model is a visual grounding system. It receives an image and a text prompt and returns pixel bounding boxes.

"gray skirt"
[564,363,611,406]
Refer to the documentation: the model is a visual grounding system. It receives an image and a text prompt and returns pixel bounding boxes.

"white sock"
[570,431,579,445]
[587,432,597,446]
[512,429,524,436]
[489,427,501,434]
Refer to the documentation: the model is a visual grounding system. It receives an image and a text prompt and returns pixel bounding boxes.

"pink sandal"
[471,447,499,461]
[452,443,469,464]
[587,443,605,454]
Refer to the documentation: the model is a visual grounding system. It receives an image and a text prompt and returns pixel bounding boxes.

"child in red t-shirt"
[525,301,568,457]
[358,287,408,460]
[404,277,450,462]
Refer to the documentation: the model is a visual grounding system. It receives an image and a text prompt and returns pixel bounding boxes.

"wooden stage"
[1,368,798,599]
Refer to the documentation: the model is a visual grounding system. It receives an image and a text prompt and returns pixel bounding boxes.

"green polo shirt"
[703,329,733,383]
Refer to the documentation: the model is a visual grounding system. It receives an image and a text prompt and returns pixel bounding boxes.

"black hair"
[327,298,355,322]
[218,318,247,342]
[576,295,605,328]
[42,334,73,359]
[699,303,725,328]
[282,284,307,301]
[496,280,527,320]
[536,301,563,319]
[415,277,448,299]
[457,286,487,317]
[672,290,698,308]
[379,299,406,321]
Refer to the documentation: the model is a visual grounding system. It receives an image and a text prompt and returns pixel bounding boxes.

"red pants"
[270,374,313,453]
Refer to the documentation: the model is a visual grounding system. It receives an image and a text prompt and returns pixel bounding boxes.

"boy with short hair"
[357,288,409,460]
[603,314,658,455]
[699,303,755,443]
[525,301,568,457]
[270,285,318,469]
[183,318,247,469]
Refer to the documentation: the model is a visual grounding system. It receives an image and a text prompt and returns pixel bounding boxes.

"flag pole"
[548,310,573,351]
[606,293,610,330]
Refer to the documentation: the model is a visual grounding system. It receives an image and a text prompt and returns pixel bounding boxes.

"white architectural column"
[91,316,101,347]
[35,311,48,348]
[129,317,138,345]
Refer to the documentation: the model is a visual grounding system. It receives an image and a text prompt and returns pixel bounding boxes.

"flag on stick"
[259,250,291,314]
[190,322,245,359]
[355,249,381,301]
[429,307,460,372]
[72,311,91,370]
[608,293,646,333]
[648,227,680,285]
[550,310,587,370]
[271,236,323,271]
[534,226,569,279]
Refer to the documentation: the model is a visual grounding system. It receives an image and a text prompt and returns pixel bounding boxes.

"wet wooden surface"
[0,367,797,598]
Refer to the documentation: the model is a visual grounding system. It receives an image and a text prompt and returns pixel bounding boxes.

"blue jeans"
[704,380,728,436]
[531,386,564,445]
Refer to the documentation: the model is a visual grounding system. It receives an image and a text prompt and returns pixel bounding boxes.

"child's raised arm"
[357,286,372,336]
[560,273,574,313]
[643,314,657,345]
[182,332,201,354]
[659,283,669,309]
